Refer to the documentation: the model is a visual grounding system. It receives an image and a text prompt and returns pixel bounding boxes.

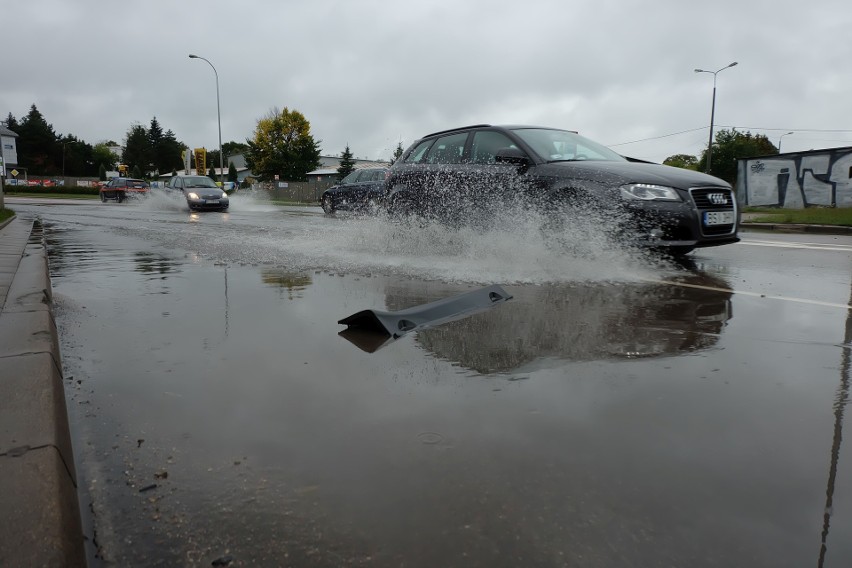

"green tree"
[16,104,59,174]
[98,163,107,181]
[131,165,142,179]
[663,154,699,170]
[223,140,249,158]
[228,162,238,183]
[92,143,117,171]
[337,145,356,180]
[245,107,321,181]
[208,165,217,180]
[390,141,404,164]
[160,129,185,173]
[698,129,778,184]
[59,136,90,177]
[122,123,152,175]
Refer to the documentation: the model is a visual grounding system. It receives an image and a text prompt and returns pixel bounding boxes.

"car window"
[404,139,434,164]
[470,131,520,164]
[367,169,385,182]
[425,132,469,164]
[511,128,626,162]
[341,171,360,184]
[182,176,218,188]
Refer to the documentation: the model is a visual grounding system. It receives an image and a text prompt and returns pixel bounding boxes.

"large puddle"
[11,201,849,567]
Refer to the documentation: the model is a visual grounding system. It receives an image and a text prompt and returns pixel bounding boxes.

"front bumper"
[187,197,229,210]
[625,187,739,248]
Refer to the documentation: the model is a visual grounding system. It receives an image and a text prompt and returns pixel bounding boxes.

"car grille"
[689,187,736,236]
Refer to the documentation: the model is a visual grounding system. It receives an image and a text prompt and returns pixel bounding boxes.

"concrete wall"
[738,147,852,208]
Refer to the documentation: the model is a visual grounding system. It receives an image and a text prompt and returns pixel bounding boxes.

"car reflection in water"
[376,272,733,374]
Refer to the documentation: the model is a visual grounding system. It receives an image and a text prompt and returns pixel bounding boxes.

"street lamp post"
[695,61,738,174]
[62,140,77,180]
[779,131,794,152]
[189,54,224,186]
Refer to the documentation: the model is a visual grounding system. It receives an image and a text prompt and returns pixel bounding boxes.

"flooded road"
[7,195,852,567]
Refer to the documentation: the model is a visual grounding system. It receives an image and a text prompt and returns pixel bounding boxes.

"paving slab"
[0,352,76,483]
[0,449,85,567]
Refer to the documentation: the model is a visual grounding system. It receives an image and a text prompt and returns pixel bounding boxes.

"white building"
[0,124,19,173]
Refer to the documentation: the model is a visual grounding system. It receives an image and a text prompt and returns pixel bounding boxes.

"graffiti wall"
[737,147,852,208]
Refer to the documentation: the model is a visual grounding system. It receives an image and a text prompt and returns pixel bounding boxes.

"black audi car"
[383,125,739,254]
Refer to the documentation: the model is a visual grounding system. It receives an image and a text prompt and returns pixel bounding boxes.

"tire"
[100,192,107,203]
[116,191,125,203]
[321,194,334,215]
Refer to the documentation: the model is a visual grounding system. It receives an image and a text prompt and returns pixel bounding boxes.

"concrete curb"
[0,217,86,567]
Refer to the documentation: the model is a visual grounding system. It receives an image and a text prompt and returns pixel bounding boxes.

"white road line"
[740,240,852,252]
[640,278,852,310]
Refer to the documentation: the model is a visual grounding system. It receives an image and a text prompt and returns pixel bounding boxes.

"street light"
[778,131,794,152]
[189,54,224,186]
[62,140,77,179]
[695,61,738,174]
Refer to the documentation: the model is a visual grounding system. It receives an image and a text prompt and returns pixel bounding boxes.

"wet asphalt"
[5,195,852,567]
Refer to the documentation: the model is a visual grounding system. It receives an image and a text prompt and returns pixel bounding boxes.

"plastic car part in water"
[338,284,513,353]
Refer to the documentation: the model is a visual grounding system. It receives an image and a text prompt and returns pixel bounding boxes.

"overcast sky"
[3,0,850,164]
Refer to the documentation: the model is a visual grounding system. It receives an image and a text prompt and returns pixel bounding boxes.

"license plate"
[205,199,219,205]
[703,211,734,226]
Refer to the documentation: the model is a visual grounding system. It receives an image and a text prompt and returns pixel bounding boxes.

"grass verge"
[0,208,14,223]
[743,207,852,227]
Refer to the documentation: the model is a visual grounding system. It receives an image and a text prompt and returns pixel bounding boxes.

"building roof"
[0,125,19,137]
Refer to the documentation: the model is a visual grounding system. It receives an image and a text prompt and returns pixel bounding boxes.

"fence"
[265,179,337,203]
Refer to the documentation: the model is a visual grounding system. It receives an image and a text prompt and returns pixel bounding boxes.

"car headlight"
[221,192,228,199]
[619,184,681,201]
[188,192,200,199]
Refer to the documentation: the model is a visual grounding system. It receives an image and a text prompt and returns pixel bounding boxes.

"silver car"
[166,175,229,212]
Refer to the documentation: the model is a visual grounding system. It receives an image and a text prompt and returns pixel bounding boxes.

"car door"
[418,131,470,215]
[463,129,535,208]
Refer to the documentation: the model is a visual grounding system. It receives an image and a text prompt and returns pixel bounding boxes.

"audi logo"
[708,193,728,205]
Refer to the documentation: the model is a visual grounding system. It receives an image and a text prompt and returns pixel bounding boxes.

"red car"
[99,178,150,202]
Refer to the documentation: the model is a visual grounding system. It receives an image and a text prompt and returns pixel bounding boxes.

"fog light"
[649,229,664,238]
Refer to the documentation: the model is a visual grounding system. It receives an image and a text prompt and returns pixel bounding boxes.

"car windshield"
[182,176,219,188]
[510,128,627,163]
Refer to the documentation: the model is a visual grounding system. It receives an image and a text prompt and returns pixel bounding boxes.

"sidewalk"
[0,214,86,567]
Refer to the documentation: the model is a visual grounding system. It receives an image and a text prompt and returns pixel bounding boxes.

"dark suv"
[320,167,389,215]
[383,124,739,254]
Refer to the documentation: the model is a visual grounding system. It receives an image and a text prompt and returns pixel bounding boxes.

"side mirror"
[494,147,531,167]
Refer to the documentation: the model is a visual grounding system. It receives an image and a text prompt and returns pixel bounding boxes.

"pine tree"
[228,162,238,183]
[337,145,356,180]
[391,141,404,165]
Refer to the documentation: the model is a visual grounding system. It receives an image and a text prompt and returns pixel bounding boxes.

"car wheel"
[100,193,107,203]
[116,191,125,203]
[321,194,334,215]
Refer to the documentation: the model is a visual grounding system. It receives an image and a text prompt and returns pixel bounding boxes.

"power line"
[608,126,707,147]
[719,125,852,133]
[609,125,852,148]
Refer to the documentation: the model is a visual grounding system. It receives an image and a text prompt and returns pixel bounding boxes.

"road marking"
[640,278,852,310]
[740,239,852,253]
